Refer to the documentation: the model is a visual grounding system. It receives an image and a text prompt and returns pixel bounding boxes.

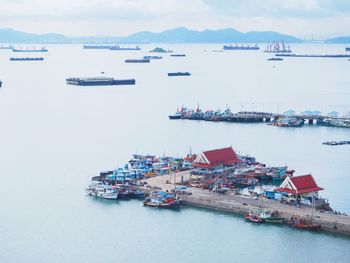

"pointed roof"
[275,174,323,194]
[193,147,241,167]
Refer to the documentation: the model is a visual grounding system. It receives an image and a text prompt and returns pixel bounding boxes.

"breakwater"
[142,171,350,236]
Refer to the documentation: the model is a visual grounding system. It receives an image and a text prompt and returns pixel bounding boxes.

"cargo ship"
[109,45,141,51]
[12,47,48,52]
[125,58,150,63]
[264,41,292,53]
[223,44,259,50]
[66,77,136,86]
[168,72,191,76]
[83,44,117,49]
[10,57,44,61]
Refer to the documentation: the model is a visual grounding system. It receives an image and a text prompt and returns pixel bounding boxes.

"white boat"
[86,182,119,200]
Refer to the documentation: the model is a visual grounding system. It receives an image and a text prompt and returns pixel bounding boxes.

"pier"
[142,171,350,236]
[169,107,350,128]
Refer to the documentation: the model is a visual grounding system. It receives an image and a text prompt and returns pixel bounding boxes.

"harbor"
[85,147,350,236]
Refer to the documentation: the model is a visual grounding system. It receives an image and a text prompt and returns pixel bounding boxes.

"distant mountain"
[120,27,302,43]
[326,36,350,44]
[0,27,302,44]
[0,28,69,43]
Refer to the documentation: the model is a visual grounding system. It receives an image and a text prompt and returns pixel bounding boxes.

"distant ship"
[346,47,350,51]
[170,54,186,57]
[168,72,191,77]
[264,41,292,53]
[267,57,283,61]
[125,58,150,63]
[12,47,48,52]
[83,44,117,49]
[223,44,259,50]
[66,77,136,86]
[10,57,44,61]
[0,45,13,49]
[109,45,141,51]
[143,56,162,60]
[0,80,2,87]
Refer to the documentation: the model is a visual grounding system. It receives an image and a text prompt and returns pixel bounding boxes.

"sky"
[1,0,349,39]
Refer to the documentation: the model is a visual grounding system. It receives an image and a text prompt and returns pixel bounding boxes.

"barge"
[12,47,48,52]
[125,58,150,63]
[223,44,259,50]
[168,72,191,77]
[171,54,186,57]
[66,77,136,86]
[10,57,44,61]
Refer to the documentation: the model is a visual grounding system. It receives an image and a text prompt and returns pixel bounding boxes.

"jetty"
[141,170,350,236]
[169,106,350,128]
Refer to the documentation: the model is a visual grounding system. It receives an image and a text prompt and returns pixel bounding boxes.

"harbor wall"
[180,194,350,236]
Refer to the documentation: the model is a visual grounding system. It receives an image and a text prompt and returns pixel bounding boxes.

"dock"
[142,171,350,236]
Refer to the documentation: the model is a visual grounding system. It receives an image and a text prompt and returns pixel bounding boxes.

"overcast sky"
[1,0,349,39]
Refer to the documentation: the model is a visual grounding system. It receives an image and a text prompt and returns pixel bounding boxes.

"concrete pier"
[143,171,350,236]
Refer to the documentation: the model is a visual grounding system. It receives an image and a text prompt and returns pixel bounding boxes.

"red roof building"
[275,174,323,195]
[193,147,241,168]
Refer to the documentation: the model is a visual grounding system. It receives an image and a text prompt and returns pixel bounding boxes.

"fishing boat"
[258,210,284,223]
[143,191,181,208]
[86,182,119,200]
[288,217,321,230]
[244,213,264,223]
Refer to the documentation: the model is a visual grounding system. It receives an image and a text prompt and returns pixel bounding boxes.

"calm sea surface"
[0,44,350,262]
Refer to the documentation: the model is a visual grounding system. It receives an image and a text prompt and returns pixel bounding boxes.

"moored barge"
[66,77,136,86]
